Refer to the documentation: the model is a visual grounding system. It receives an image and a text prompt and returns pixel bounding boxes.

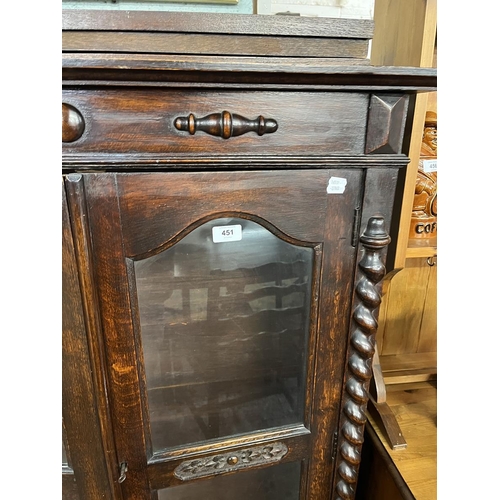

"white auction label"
[423,159,437,173]
[327,176,347,194]
[212,224,242,243]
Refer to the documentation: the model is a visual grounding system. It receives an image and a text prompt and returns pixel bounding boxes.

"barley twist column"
[334,216,391,500]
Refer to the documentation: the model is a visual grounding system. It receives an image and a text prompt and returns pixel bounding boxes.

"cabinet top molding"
[62,53,436,92]
[62,9,374,39]
[62,10,436,91]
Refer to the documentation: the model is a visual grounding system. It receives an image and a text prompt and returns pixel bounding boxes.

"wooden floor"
[366,381,437,499]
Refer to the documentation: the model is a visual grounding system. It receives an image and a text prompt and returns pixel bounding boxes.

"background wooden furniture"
[356,381,437,500]
[62,9,436,499]
[371,0,437,270]
[367,0,437,449]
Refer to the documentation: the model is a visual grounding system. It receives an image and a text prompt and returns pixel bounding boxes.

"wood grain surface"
[62,181,117,500]
[365,382,437,499]
[61,9,437,499]
[63,31,370,59]
[377,258,437,356]
[62,89,368,156]
[62,10,374,39]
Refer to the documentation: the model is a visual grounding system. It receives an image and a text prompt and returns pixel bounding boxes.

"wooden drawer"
[62,89,369,157]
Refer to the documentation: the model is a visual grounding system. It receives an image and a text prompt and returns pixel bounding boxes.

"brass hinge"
[351,207,362,247]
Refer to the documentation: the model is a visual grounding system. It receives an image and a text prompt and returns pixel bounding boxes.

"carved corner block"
[365,95,409,154]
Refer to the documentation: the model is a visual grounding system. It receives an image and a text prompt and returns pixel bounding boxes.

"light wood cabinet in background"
[370,0,437,409]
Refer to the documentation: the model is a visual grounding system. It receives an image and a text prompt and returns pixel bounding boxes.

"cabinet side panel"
[360,168,400,274]
[62,182,114,500]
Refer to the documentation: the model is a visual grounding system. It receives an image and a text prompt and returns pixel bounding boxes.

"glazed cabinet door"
[65,169,363,500]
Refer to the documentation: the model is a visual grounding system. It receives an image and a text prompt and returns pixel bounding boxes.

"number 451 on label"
[212,225,243,243]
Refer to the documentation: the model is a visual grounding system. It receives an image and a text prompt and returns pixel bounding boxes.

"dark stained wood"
[357,168,401,275]
[147,432,309,489]
[61,9,437,500]
[62,10,374,39]
[368,346,407,449]
[367,397,407,450]
[63,153,409,170]
[355,422,414,500]
[78,174,151,499]
[327,168,399,500]
[62,103,85,143]
[62,473,81,500]
[114,170,329,257]
[62,54,437,90]
[359,169,400,239]
[61,89,368,156]
[63,31,370,59]
[353,167,410,452]
[332,216,391,500]
[306,168,363,498]
[365,95,409,154]
[62,182,117,500]
[174,110,278,139]
[82,168,361,498]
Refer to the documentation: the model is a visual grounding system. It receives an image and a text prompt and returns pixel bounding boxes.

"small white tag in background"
[212,224,243,243]
[327,177,347,194]
[423,160,437,173]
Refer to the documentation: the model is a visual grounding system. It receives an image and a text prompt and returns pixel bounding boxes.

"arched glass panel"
[134,217,314,451]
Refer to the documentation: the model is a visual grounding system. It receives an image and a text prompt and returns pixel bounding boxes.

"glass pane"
[135,217,313,451]
[62,423,70,467]
[157,460,301,500]
[62,441,68,467]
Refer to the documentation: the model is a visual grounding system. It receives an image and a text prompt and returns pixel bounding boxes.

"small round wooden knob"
[62,103,85,143]
[227,456,239,465]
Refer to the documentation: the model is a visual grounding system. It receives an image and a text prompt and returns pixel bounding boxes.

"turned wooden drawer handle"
[174,111,278,139]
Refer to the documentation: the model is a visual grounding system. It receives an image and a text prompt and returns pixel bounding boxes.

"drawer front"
[62,89,368,156]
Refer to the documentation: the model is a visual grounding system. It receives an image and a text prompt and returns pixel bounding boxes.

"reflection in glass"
[135,218,313,451]
[157,460,301,500]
